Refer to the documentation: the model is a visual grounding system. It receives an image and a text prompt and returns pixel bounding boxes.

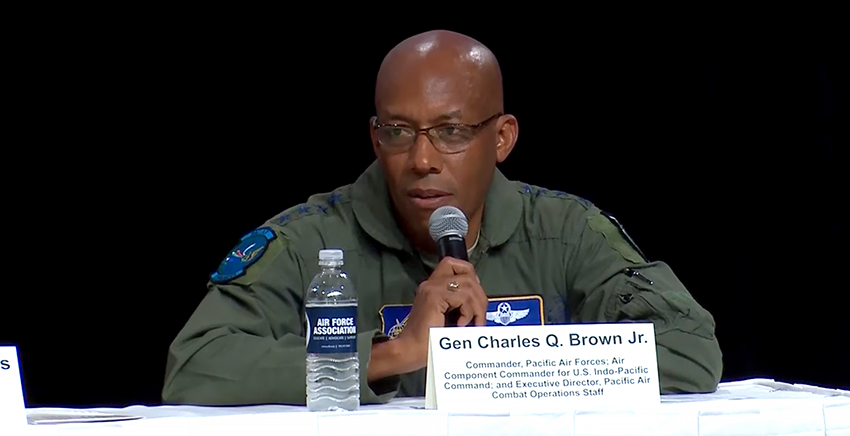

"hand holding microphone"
[385,205,488,374]
[427,205,488,327]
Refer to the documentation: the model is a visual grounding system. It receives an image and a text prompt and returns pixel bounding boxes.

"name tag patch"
[380,295,544,339]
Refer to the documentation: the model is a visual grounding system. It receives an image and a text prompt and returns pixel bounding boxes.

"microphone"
[429,206,469,327]
[428,205,470,262]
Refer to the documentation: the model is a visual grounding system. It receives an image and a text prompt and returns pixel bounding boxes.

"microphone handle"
[437,235,468,261]
[437,235,468,327]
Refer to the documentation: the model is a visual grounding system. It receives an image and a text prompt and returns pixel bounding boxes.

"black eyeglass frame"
[371,112,503,154]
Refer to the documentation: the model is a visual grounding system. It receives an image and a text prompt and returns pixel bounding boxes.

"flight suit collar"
[480,166,523,248]
[351,160,407,251]
[351,160,522,253]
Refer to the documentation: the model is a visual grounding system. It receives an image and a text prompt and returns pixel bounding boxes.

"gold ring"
[447,281,459,292]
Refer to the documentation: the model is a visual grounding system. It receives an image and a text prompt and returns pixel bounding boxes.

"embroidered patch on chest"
[379,295,544,339]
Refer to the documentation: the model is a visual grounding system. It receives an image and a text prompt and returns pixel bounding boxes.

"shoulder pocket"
[609,267,716,340]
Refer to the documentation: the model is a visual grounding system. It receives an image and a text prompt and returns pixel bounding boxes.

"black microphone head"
[429,205,469,242]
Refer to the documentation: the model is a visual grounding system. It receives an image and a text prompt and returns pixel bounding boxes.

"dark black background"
[2,19,845,407]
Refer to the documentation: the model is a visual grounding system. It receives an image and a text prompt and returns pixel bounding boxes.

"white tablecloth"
[19,379,850,436]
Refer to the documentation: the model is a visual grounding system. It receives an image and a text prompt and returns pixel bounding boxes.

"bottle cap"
[318,249,343,261]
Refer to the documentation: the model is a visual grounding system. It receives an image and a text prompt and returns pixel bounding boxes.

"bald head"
[369,30,518,255]
[375,30,503,117]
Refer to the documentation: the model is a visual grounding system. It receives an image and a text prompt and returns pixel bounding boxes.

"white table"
[21,379,850,436]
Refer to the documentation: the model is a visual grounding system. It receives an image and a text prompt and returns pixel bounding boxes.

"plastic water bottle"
[305,249,359,411]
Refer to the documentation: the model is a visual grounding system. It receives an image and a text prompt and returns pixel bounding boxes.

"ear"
[369,116,380,159]
[495,114,518,163]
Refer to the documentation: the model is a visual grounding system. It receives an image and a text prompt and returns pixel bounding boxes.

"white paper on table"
[27,409,143,425]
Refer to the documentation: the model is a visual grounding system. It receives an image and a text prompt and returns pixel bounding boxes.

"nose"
[408,132,442,175]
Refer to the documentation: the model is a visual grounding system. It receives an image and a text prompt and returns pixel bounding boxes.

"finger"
[441,276,479,308]
[473,289,489,327]
[451,274,485,305]
[462,280,488,326]
[431,257,475,278]
[474,299,488,326]
[444,279,488,328]
[456,302,476,327]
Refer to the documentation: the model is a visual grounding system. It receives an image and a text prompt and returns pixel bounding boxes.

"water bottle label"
[306,306,358,354]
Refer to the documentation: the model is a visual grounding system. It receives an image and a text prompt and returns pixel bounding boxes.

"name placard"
[425,323,660,412]
[0,346,27,429]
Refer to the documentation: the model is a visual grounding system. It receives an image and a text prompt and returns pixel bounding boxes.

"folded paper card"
[425,322,661,412]
[1,346,27,430]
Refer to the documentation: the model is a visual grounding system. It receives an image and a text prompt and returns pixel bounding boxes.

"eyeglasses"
[372,112,503,154]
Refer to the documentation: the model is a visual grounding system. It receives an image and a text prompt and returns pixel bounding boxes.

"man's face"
[371,64,501,243]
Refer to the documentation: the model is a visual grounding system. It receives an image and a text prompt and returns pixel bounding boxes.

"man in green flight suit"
[162,30,722,406]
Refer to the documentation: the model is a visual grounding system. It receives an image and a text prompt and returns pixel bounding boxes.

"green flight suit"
[162,161,722,405]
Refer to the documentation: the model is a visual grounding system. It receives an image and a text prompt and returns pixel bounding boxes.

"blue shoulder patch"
[210,227,276,284]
